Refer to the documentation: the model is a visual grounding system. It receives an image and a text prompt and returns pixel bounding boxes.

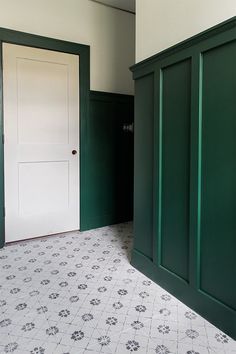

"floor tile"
[0,222,235,353]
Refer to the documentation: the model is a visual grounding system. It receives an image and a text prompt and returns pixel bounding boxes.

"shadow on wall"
[90,2,135,95]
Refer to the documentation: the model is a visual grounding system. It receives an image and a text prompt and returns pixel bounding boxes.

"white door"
[3,43,80,242]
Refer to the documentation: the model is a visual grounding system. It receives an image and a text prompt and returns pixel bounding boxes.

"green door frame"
[0,28,90,247]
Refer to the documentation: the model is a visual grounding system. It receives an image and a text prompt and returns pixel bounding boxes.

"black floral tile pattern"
[0,222,235,353]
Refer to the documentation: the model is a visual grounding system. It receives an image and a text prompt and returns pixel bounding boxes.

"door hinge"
[2,134,4,144]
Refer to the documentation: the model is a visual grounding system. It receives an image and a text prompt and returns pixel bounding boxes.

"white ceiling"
[92,0,135,13]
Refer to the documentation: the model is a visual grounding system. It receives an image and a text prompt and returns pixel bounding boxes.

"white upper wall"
[136,0,236,62]
[0,0,135,95]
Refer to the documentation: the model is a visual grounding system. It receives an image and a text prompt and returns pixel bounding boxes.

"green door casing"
[0,28,90,248]
[131,17,236,339]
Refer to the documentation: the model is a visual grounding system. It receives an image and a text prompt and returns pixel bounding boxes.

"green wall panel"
[86,98,116,226]
[134,74,154,260]
[200,41,236,310]
[160,59,191,282]
[131,17,236,339]
[82,91,134,230]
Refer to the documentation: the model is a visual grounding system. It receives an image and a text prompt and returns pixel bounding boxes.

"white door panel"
[17,58,69,145]
[3,43,80,242]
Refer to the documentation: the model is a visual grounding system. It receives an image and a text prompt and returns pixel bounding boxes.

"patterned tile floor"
[0,222,235,354]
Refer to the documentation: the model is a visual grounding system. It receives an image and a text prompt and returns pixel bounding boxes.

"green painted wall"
[131,17,236,339]
[81,91,134,230]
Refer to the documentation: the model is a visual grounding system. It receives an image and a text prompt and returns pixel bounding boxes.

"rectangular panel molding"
[159,59,191,283]
[17,58,69,145]
[200,41,236,311]
[131,17,236,339]
[134,74,154,260]
[18,161,69,215]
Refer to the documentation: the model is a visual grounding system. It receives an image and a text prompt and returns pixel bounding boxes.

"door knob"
[72,150,77,155]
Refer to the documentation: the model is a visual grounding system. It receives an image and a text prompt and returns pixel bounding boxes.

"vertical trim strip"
[157,68,163,265]
[189,51,203,288]
[196,53,203,288]
[153,70,158,264]
[0,41,4,248]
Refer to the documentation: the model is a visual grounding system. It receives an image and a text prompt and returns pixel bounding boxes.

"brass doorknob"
[72,150,77,155]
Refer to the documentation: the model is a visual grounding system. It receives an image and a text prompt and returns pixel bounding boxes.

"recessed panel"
[160,59,191,282]
[19,161,69,215]
[17,58,69,144]
[134,74,154,259]
[200,41,236,310]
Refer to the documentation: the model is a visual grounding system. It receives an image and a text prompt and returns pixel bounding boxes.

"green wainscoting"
[80,91,134,231]
[131,17,236,339]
